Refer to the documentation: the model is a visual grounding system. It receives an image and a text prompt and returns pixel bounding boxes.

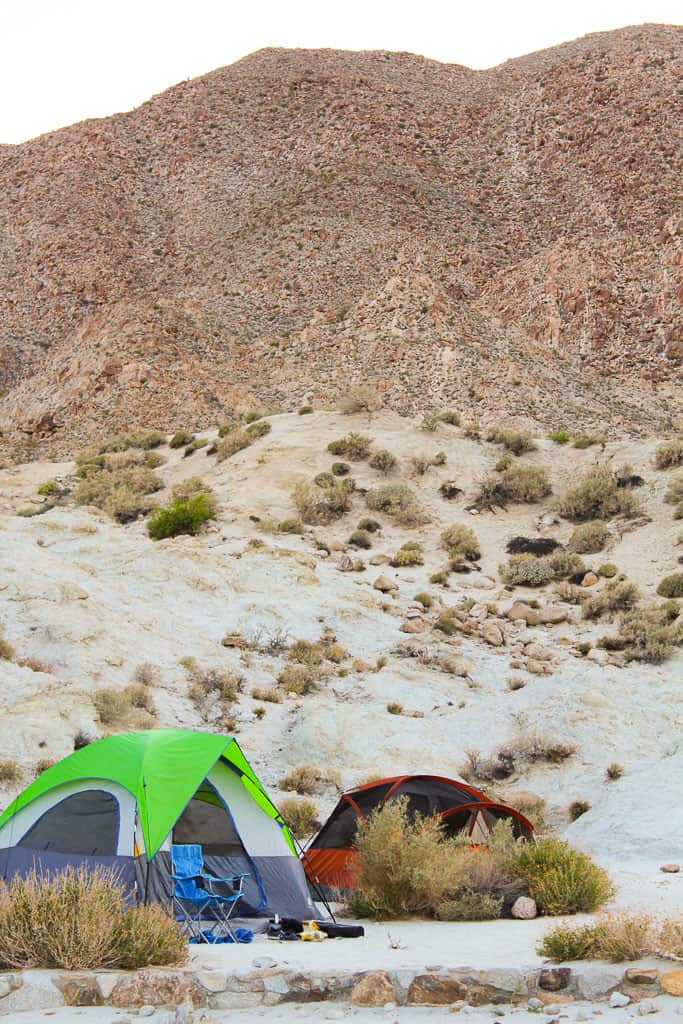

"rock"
[482,622,504,646]
[374,574,397,593]
[252,956,278,970]
[524,642,553,661]
[139,1008,155,1019]
[527,997,544,1009]
[511,896,537,919]
[221,633,247,648]
[0,980,11,1000]
[400,617,428,633]
[469,603,489,621]
[625,969,659,985]
[610,991,630,1007]
[196,971,227,993]
[662,970,683,996]
[53,975,103,1007]
[661,863,680,873]
[369,554,391,565]
[587,648,610,666]
[540,605,569,624]
[406,709,425,718]
[351,972,394,1007]
[467,574,496,590]
[525,659,547,675]
[581,571,599,587]
[111,971,193,1008]
[407,975,467,1004]
[338,555,355,572]
[507,602,540,626]
[638,999,659,1015]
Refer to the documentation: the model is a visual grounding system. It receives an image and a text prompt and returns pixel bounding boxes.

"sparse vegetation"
[327,432,373,460]
[338,385,382,416]
[606,763,624,781]
[438,411,460,426]
[391,541,424,567]
[278,764,322,795]
[349,529,372,549]
[182,658,243,727]
[293,478,354,525]
[0,760,22,785]
[512,837,613,915]
[657,573,683,598]
[558,465,640,521]
[278,517,304,534]
[278,664,317,695]
[288,639,324,667]
[441,523,480,561]
[411,451,446,475]
[250,687,282,703]
[278,797,318,838]
[215,429,251,461]
[414,592,433,609]
[365,484,429,527]
[298,404,313,415]
[500,551,585,587]
[610,602,683,663]
[245,419,271,441]
[369,449,397,474]
[654,438,683,470]
[568,799,591,821]
[331,461,350,477]
[581,579,639,620]
[74,456,162,523]
[485,427,536,454]
[477,464,552,507]
[463,421,480,440]
[548,429,570,444]
[169,430,194,449]
[147,490,217,540]
[539,912,671,963]
[0,627,15,661]
[93,686,156,731]
[569,520,609,554]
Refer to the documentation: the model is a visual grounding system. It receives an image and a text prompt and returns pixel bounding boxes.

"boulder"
[507,603,540,626]
[662,970,683,996]
[53,975,103,1007]
[482,622,504,646]
[111,971,196,1008]
[624,969,659,986]
[350,972,394,1006]
[638,999,659,1015]
[540,605,569,624]
[524,643,553,661]
[587,648,610,666]
[511,896,537,919]
[581,571,599,587]
[661,863,680,873]
[373,575,397,593]
[610,991,630,1008]
[407,975,467,1005]
[400,618,428,633]
[539,968,571,991]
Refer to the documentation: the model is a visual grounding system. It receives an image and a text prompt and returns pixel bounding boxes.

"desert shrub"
[500,556,554,587]
[278,764,323,795]
[613,602,683,663]
[386,702,403,715]
[411,451,446,475]
[512,838,613,915]
[582,579,639,620]
[0,760,22,784]
[0,627,15,661]
[572,434,600,449]
[369,449,397,474]
[538,920,600,961]
[218,421,238,437]
[0,866,185,970]
[148,491,217,540]
[420,410,441,432]
[183,438,207,456]
[278,518,304,534]
[122,429,165,450]
[539,913,656,963]
[293,479,353,525]
[298,405,313,415]
[486,427,536,454]
[338,385,382,416]
[477,465,551,507]
[657,573,683,598]
[654,438,683,470]
[169,430,194,449]
[414,592,433,609]
[251,687,282,703]
[548,429,570,444]
[665,475,683,505]
[242,411,262,424]
[34,758,56,776]
[568,800,590,821]
[436,890,503,921]
[278,797,318,838]
[599,563,618,578]
[505,795,548,833]
[93,687,155,731]
[314,472,336,489]
[441,523,480,561]
[659,918,683,958]
[391,542,424,567]
[327,432,372,460]
[245,419,271,441]
[365,484,429,527]
[133,663,160,687]
[183,660,243,725]
[569,520,609,554]
[558,466,640,521]
[439,411,460,426]
[216,430,251,461]
[37,479,60,497]
[606,763,624,781]
[357,517,381,533]
[430,570,449,586]
[278,664,317,695]
[171,477,207,501]
[331,461,350,477]
[325,643,347,664]
[495,454,513,472]
[349,529,372,549]
[288,639,324,667]
[464,421,480,440]
[75,461,162,523]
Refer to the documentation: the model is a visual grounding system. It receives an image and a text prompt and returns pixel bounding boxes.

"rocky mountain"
[0,25,681,455]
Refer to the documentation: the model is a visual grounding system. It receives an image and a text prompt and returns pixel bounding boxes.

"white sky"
[1,0,681,144]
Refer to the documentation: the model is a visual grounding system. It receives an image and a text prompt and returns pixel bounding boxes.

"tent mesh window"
[17,790,120,856]
[172,782,248,858]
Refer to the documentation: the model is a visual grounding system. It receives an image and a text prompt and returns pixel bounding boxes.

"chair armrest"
[205,872,250,884]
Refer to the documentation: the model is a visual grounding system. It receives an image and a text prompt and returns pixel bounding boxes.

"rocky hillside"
[0,25,681,456]
[0,409,681,908]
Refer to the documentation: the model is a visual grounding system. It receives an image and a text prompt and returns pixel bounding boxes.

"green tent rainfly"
[0,729,314,920]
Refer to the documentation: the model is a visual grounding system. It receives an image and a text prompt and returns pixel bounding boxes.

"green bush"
[278,797,318,838]
[599,563,618,578]
[245,419,271,441]
[327,433,372,460]
[558,466,639,521]
[0,866,185,970]
[357,517,381,533]
[548,429,570,444]
[654,438,683,470]
[572,435,599,450]
[392,542,424,567]
[539,913,657,963]
[569,520,609,554]
[37,479,59,497]
[657,573,683,598]
[331,462,350,477]
[349,529,372,549]
[369,449,397,474]
[495,454,513,472]
[147,492,217,540]
[278,518,304,534]
[169,430,194,449]
[441,523,480,561]
[511,838,614,915]
[298,404,313,414]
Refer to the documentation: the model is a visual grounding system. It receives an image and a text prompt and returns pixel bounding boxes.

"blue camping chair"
[170,843,249,942]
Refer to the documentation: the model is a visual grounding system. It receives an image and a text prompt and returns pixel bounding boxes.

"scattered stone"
[524,642,553,661]
[662,970,683,996]
[661,863,680,873]
[507,602,540,626]
[581,571,599,587]
[610,991,630,1007]
[54,975,104,1007]
[638,1000,659,1015]
[400,617,428,633]
[374,574,397,593]
[369,554,391,565]
[511,896,537,919]
[252,956,278,969]
[525,658,548,675]
[351,972,394,1006]
[407,975,467,1005]
[482,622,504,646]
[527,997,544,1009]
[625,969,659,985]
[139,1008,155,1018]
[540,605,569,624]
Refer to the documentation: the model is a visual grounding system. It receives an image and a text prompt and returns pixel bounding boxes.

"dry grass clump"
[463,735,576,784]
[606,762,624,781]
[365,484,430,527]
[441,523,480,561]
[278,517,304,534]
[569,520,609,554]
[539,912,668,962]
[411,451,446,475]
[581,579,639,620]
[664,474,683,507]
[0,760,22,784]
[182,658,243,727]
[215,429,250,461]
[568,799,590,821]
[338,385,382,416]
[477,464,551,508]
[293,479,354,525]
[169,430,194,449]
[548,429,570,444]
[288,639,324,667]
[386,702,403,715]
[391,541,424,567]
[278,764,324,795]
[278,664,317,695]
[357,517,381,533]
[327,432,372,460]
[0,866,185,970]
[485,427,536,454]
[654,437,683,470]
[558,465,640,521]
[278,797,319,839]
[504,794,548,833]
[610,602,683,663]
[74,458,162,523]
[93,685,156,731]
[0,626,15,662]
[251,687,282,703]
[369,449,397,474]
[657,573,683,598]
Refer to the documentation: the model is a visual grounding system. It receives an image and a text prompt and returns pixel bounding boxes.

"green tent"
[0,729,314,919]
